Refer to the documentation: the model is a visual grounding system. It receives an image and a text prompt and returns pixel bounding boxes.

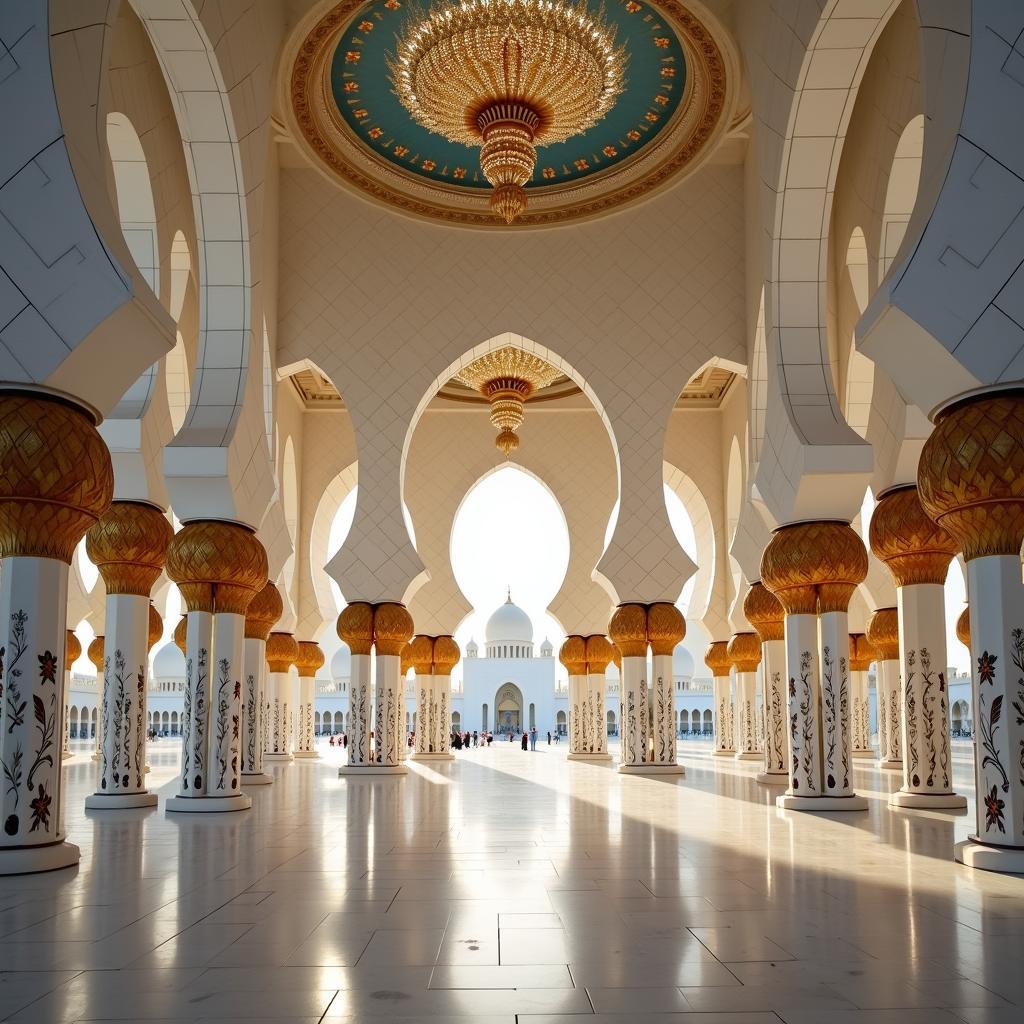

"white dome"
[484,594,533,644]
[330,645,351,680]
[673,646,695,678]
[153,642,186,680]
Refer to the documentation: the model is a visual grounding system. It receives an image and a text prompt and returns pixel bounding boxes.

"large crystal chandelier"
[453,347,563,455]
[390,0,626,223]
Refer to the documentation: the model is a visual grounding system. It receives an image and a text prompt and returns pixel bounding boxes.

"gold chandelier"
[389,0,626,223]
[453,347,563,455]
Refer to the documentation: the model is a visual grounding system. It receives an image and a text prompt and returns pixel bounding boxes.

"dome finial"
[506,585,512,603]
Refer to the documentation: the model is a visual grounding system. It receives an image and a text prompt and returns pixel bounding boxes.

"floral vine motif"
[192,648,208,791]
[919,648,938,789]
[937,669,949,790]
[1010,628,1024,798]
[888,690,900,759]
[770,673,784,771]
[984,784,1006,834]
[799,651,814,790]
[439,690,449,752]
[637,676,648,762]
[656,677,668,761]
[181,658,194,789]
[134,668,145,789]
[839,654,849,790]
[245,673,257,770]
[822,646,837,789]
[108,651,127,789]
[626,689,636,763]
[215,658,230,790]
[28,783,51,832]
[272,697,281,753]
[26,646,59,794]
[905,649,920,787]
[1,611,29,831]
[744,699,753,752]
[977,648,1009,794]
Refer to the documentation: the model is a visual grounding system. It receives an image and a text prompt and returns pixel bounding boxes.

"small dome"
[485,593,533,644]
[540,637,553,656]
[466,638,478,657]
[330,645,351,680]
[153,642,186,680]
[673,646,695,678]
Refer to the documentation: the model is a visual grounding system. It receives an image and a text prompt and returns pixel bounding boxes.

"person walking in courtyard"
[546,731,551,745]
[530,727,537,751]
[521,731,528,751]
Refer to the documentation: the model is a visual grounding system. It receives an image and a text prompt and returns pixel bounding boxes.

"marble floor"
[0,738,1021,1024]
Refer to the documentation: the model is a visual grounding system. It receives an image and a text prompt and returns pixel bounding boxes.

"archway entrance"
[495,683,524,734]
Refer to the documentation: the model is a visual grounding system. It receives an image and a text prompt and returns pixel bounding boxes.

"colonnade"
[409,634,459,761]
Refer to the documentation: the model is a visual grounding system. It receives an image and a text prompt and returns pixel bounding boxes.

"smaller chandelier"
[389,0,626,223]
[453,347,562,455]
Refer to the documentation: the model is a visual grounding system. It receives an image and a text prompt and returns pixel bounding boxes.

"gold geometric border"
[287,0,732,228]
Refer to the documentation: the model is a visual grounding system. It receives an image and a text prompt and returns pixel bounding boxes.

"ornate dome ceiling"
[286,0,733,227]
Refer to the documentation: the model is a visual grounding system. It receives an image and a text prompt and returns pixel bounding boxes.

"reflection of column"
[745,583,787,785]
[848,634,875,759]
[705,642,734,756]
[88,637,105,761]
[647,604,683,772]
[293,641,325,759]
[918,392,1024,870]
[870,485,965,810]
[586,634,614,761]
[728,632,761,761]
[561,635,588,757]
[371,603,413,773]
[85,501,172,810]
[264,632,298,763]
[241,583,281,785]
[763,521,869,812]
[0,391,113,874]
[867,608,902,769]
[610,604,648,770]
[338,603,374,772]
[63,631,81,760]
[165,520,267,813]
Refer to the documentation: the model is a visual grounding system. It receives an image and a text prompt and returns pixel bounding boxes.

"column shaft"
[241,637,270,782]
[568,672,587,754]
[435,675,452,754]
[712,676,735,756]
[761,639,787,779]
[90,593,153,806]
[783,613,820,794]
[62,668,73,760]
[178,610,213,797]
[650,653,676,764]
[589,670,609,757]
[206,612,246,798]
[850,669,872,756]
[619,656,648,766]
[734,670,759,758]
[878,659,903,766]
[265,671,293,761]
[818,610,853,797]
[892,583,963,806]
[373,654,405,770]
[347,653,372,766]
[414,673,431,755]
[0,556,77,868]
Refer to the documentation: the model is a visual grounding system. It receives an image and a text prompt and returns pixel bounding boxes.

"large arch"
[663,463,716,633]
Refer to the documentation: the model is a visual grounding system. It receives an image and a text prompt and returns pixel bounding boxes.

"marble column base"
[777,794,869,812]
[890,790,967,810]
[851,749,874,759]
[241,772,274,786]
[292,751,320,760]
[878,758,903,771]
[165,794,252,813]
[735,751,762,761]
[410,752,455,761]
[263,753,293,763]
[955,838,1024,874]
[84,792,158,810]
[618,763,685,776]
[338,764,408,776]
[756,771,788,785]
[0,839,80,876]
[568,752,614,762]
[712,749,736,758]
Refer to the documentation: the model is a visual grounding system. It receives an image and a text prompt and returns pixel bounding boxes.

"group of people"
[322,728,561,752]
[452,730,491,749]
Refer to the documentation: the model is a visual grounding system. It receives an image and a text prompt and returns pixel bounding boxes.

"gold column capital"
[584,633,614,674]
[408,634,436,676]
[245,581,283,641]
[148,602,163,650]
[295,640,325,678]
[743,582,784,641]
[65,629,82,666]
[647,602,685,655]
[266,631,299,674]
[559,634,587,675]
[0,392,113,563]
[869,484,959,586]
[608,603,647,658]
[372,603,414,656]
[87,635,105,672]
[849,633,875,672]
[956,606,971,649]
[865,607,899,661]
[165,520,268,615]
[173,615,187,654]
[727,632,761,673]
[919,390,1024,560]
[337,602,374,655]
[86,500,173,596]
[432,635,461,674]
[704,640,732,678]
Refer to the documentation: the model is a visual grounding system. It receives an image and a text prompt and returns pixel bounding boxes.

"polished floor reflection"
[0,739,1021,1023]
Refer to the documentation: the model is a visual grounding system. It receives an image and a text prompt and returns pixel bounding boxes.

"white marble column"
[728,632,761,761]
[848,634,874,760]
[88,636,104,761]
[561,635,589,758]
[867,607,902,769]
[294,641,324,760]
[587,634,613,761]
[763,521,869,812]
[165,520,266,813]
[371,604,413,773]
[869,484,965,809]
[643,604,683,773]
[264,632,298,763]
[433,638,458,756]
[705,642,735,757]
[412,635,458,761]
[240,582,280,786]
[338,604,373,772]
[62,630,80,760]
[611,604,650,772]
[745,583,787,785]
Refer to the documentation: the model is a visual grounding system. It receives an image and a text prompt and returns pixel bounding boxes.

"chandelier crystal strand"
[390,0,626,222]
